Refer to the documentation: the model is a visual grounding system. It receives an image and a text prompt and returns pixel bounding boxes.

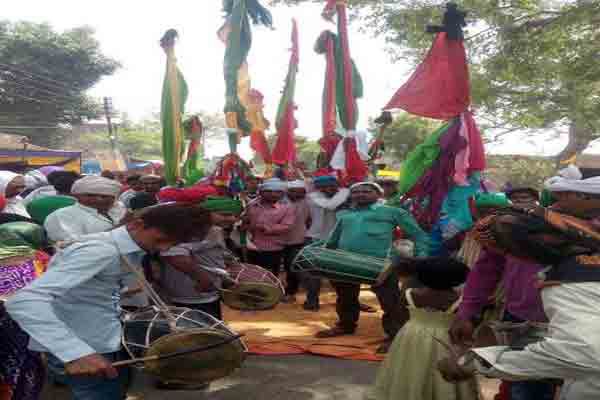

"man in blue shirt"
[316,182,430,351]
[6,203,212,400]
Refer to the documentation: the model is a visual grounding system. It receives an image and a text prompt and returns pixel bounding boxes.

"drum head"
[145,328,246,384]
[222,282,283,311]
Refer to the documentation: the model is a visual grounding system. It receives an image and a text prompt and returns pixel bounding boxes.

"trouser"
[172,299,222,321]
[300,238,321,306]
[247,250,283,277]
[503,311,556,400]
[47,351,131,400]
[303,274,322,306]
[282,243,305,295]
[332,270,402,338]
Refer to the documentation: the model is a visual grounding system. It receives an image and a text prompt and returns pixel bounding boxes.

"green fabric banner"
[161,55,188,186]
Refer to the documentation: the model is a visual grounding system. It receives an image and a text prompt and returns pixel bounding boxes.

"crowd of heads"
[3,161,600,258]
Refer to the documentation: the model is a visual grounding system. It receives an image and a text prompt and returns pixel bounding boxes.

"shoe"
[303,302,320,311]
[315,326,354,338]
[281,294,297,303]
[359,303,377,313]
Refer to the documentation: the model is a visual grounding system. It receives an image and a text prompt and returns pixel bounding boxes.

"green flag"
[160,29,189,185]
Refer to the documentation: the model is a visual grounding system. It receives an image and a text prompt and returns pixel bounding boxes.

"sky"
[4,0,574,158]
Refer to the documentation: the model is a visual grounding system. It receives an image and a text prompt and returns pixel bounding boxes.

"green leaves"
[0,21,119,146]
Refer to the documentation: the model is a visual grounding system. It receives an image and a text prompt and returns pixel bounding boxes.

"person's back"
[44,203,117,242]
[7,230,136,357]
[404,287,461,328]
[160,228,226,306]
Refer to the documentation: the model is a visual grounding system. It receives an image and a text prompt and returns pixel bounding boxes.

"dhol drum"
[292,241,388,285]
[222,263,285,311]
[122,306,246,384]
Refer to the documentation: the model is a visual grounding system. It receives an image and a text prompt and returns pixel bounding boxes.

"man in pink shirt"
[243,179,294,276]
[281,180,311,303]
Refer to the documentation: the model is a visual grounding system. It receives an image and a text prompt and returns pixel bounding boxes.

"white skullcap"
[545,165,600,194]
[0,171,20,196]
[71,175,122,197]
[287,180,306,189]
[260,178,287,192]
[24,170,48,189]
[350,181,384,194]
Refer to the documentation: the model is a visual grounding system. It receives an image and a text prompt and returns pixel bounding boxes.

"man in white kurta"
[44,175,126,242]
[465,282,600,400]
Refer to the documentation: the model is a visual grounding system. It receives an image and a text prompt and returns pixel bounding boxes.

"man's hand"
[448,317,475,347]
[437,357,474,382]
[65,354,118,379]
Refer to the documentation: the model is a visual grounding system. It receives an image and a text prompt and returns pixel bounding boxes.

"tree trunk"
[555,119,590,167]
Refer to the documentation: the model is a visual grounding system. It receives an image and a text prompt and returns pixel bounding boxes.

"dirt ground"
[41,354,500,400]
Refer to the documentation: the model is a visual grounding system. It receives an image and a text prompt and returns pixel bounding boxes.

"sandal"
[315,326,355,338]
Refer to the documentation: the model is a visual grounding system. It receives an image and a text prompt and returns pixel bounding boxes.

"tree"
[0,21,119,146]
[296,135,322,167]
[65,111,227,161]
[271,1,600,162]
[373,112,438,163]
[251,133,322,173]
[486,154,555,189]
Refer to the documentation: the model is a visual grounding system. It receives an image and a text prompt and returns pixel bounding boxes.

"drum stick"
[112,334,244,368]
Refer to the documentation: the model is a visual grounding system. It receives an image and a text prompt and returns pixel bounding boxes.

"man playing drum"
[160,197,244,320]
[6,204,212,400]
[315,182,431,352]
[304,175,350,310]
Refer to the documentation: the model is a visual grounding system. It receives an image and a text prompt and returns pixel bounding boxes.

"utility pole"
[103,97,116,151]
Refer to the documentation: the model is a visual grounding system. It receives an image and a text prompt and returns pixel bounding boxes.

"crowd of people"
[1,163,600,400]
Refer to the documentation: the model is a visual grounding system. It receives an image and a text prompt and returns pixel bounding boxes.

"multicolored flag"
[272,19,299,166]
[219,0,272,151]
[160,29,188,185]
[315,0,366,181]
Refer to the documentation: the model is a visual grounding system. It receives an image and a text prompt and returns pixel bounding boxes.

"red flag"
[385,33,470,120]
[272,20,299,165]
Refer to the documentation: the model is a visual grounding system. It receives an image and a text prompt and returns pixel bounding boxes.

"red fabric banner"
[344,137,368,182]
[250,130,272,163]
[336,4,356,130]
[464,111,486,172]
[271,20,299,165]
[320,32,337,137]
[384,33,470,120]
[271,104,298,165]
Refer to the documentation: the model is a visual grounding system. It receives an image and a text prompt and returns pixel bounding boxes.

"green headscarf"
[0,222,47,259]
[474,192,510,209]
[200,197,243,215]
[26,195,77,224]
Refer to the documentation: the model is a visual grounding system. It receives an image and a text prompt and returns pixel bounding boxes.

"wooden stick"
[113,334,244,368]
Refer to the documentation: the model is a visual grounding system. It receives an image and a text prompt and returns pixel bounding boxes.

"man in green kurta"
[316,182,430,350]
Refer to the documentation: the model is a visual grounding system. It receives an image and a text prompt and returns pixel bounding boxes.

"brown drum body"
[223,263,285,311]
[121,306,246,384]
